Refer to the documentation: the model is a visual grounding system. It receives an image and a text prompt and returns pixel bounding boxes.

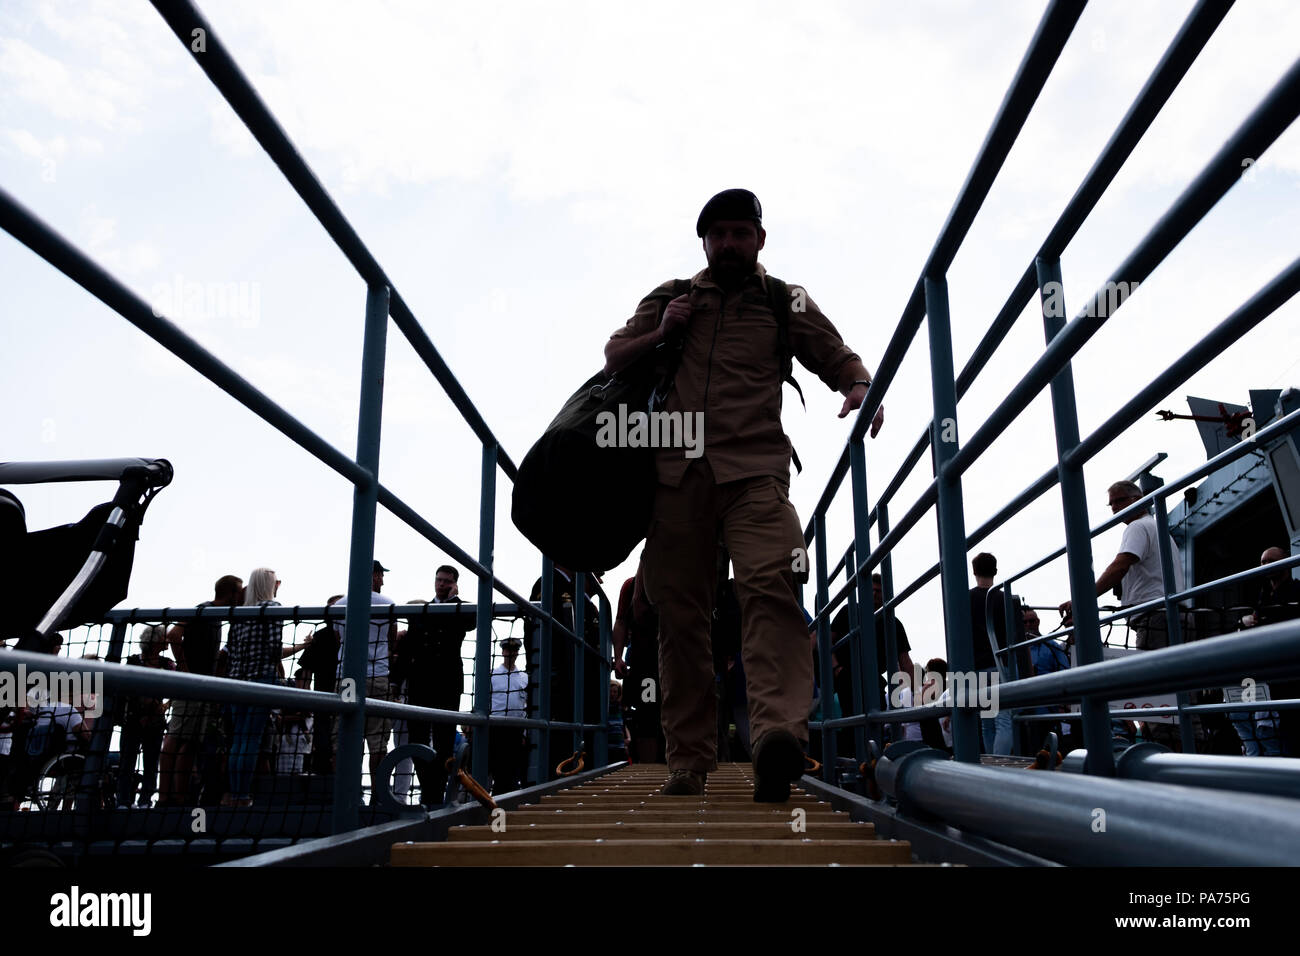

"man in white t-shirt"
[333,560,397,788]
[1059,480,1185,651]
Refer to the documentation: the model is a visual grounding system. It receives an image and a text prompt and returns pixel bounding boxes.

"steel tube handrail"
[148,0,515,468]
[1017,699,1300,719]
[876,747,1300,865]
[0,184,561,641]
[0,647,349,712]
[818,0,1231,543]
[1000,404,1300,600]
[805,0,1085,533]
[945,57,1300,483]
[1072,744,1300,801]
[812,618,1300,726]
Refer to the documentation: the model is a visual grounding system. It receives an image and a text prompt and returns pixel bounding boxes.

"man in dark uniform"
[401,565,475,804]
[603,188,884,801]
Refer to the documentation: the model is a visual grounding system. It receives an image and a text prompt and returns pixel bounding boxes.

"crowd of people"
[3,520,1296,814]
[1,517,1296,812]
[0,561,484,809]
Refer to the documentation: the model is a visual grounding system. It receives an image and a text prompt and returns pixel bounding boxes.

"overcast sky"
[3,0,1298,672]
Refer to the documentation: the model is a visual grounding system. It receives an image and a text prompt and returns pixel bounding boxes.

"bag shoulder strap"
[765,275,805,474]
[644,279,693,318]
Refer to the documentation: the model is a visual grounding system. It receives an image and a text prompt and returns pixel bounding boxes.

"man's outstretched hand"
[839,382,885,437]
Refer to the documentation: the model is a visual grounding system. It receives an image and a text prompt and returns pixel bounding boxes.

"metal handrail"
[802,0,1300,800]
[0,0,616,839]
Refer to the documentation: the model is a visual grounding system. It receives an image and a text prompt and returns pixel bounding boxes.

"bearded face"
[703,219,765,289]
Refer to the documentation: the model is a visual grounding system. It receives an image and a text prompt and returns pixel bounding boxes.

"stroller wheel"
[33,753,85,812]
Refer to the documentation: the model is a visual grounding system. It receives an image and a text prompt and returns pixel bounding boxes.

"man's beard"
[710,253,757,289]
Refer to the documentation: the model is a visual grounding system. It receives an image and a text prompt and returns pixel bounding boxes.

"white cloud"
[1,127,67,160]
[0,34,120,127]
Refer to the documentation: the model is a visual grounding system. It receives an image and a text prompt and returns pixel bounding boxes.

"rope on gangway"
[446,757,496,808]
[556,751,585,776]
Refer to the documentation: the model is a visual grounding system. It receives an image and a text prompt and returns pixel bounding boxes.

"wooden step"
[389,764,913,867]
[527,800,822,812]
[391,838,913,866]
[446,821,877,841]
[505,809,843,824]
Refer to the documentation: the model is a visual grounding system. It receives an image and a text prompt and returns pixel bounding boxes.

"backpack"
[511,276,803,573]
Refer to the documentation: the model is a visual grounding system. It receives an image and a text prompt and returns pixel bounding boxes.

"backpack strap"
[644,279,693,320]
[765,275,805,474]
[635,279,694,412]
[764,277,806,408]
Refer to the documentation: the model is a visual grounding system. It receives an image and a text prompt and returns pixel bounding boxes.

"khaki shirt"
[608,263,860,487]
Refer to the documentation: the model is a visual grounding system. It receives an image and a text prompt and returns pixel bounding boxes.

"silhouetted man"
[603,188,884,801]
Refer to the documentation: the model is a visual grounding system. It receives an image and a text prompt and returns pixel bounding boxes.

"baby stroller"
[0,458,172,648]
[1,459,170,811]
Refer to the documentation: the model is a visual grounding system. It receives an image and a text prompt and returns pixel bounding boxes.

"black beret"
[696,188,762,238]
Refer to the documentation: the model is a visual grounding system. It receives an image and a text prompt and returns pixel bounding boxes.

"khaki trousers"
[643,459,811,774]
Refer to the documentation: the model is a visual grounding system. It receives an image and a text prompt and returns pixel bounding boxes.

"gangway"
[391,764,915,867]
[3,0,1300,870]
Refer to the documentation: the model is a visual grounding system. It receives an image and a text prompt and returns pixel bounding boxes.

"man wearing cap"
[333,559,397,791]
[603,188,884,800]
[489,636,529,793]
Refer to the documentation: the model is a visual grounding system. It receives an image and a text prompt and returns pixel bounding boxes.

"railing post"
[333,281,390,833]
[879,507,903,744]
[574,572,587,764]
[813,513,836,781]
[858,491,884,756]
[596,593,611,768]
[536,556,554,781]
[1152,490,1196,752]
[843,547,867,766]
[470,443,498,787]
[925,275,980,763]
[1002,588,1026,755]
[1035,256,1115,776]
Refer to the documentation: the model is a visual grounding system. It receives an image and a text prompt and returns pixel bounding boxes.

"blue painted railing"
[802,0,1300,813]
[0,0,610,838]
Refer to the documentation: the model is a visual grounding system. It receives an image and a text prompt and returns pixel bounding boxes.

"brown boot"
[660,770,706,796]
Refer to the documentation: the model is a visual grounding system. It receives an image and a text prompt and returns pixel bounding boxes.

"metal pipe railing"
[807,0,1231,545]
[946,57,1300,484]
[876,744,1300,865]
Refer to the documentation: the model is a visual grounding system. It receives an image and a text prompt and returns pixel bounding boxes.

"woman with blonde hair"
[223,567,283,807]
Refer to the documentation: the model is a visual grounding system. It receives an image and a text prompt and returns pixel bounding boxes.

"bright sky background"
[3,0,1299,675]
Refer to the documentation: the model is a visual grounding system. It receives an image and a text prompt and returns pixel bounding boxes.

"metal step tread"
[446,821,877,841]
[391,838,914,866]
[391,764,914,866]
